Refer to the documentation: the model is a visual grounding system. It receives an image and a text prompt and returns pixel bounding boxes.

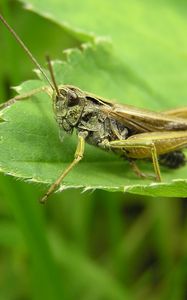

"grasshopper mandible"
[1,13,187,203]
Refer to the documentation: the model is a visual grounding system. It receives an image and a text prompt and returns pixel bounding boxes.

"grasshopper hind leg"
[128,150,186,181]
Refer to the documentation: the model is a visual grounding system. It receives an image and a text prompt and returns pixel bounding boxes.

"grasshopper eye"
[59,89,67,98]
[67,90,79,107]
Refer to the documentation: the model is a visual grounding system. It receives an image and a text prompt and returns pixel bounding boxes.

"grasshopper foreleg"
[40,134,85,204]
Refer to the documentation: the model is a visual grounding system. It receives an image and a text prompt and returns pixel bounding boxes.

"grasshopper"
[1,13,187,203]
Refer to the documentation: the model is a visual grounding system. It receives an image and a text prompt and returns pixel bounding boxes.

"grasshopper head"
[53,85,85,135]
[45,57,85,135]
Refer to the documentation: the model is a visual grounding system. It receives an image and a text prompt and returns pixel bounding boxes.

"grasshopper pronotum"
[1,13,187,203]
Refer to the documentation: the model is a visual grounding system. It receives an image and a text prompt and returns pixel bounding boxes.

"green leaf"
[21,0,187,105]
[0,41,187,197]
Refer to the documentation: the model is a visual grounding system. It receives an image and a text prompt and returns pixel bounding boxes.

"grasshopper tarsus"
[39,195,48,204]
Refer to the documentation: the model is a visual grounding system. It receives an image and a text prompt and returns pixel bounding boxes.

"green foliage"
[0,0,187,196]
[1,1,187,300]
[21,0,187,104]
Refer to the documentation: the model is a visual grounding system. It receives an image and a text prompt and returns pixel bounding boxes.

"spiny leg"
[40,134,85,204]
[0,86,51,110]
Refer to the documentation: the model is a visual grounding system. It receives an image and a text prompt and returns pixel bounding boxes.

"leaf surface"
[1,42,187,197]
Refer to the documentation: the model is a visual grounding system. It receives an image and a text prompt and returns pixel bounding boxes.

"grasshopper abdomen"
[159,150,186,169]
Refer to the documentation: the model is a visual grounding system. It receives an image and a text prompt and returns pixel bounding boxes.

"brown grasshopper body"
[1,13,187,202]
[55,85,187,159]
[53,85,187,191]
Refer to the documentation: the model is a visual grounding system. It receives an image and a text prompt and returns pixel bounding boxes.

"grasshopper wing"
[101,103,187,133]
[163,107,187,119]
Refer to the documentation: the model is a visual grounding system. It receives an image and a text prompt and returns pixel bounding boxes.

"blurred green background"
[0,1,187,300]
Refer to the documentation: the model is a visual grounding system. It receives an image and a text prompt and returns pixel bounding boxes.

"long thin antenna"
[0,13,54,91]
[46,55,60,96]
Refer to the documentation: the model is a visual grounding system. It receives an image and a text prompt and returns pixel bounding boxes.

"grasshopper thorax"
[53,85,85,135]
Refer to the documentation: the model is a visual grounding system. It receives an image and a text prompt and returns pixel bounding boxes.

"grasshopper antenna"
[0,13,54,91]
[46,55,60,96]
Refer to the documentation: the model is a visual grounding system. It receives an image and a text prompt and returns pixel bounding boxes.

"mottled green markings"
[0,42,187,197]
